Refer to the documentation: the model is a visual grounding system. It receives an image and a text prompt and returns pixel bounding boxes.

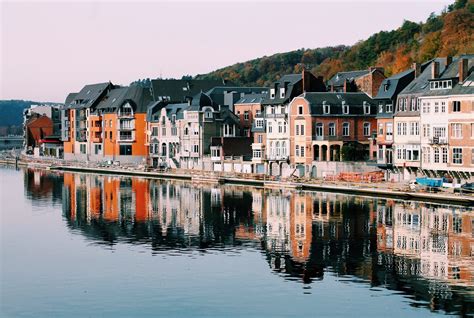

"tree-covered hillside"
[195,0,474,86]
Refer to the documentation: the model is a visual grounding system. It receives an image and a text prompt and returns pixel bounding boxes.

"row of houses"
[52,54,473,181]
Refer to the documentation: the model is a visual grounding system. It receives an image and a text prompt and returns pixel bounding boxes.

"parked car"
[460,182,474,193]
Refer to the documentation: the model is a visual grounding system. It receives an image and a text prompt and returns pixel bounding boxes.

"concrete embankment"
[46,165,474,206]
[1,160,472,206]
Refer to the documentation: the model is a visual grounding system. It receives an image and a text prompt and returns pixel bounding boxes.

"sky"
[1,0,453,102]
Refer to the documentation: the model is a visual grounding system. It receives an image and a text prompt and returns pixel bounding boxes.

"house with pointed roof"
[419,55,474,180]
[328,67,386,97]
[393,58,447,180]
[257,70,326,176]
[288,92,376,177]
[373,66,418,171]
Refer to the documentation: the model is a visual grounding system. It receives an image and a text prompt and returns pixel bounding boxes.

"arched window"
[281,141,286,156]
[276,141,280,156]
[269,141,274,157]
[162,143,167,156]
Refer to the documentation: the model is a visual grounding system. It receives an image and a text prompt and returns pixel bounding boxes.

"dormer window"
[205,110,213,119]
[270,88,275,99]
[280,88,285,98]
[378,102,384,113]
[342,102,349,114]
[323,102,330,114]
[364,102,370,114]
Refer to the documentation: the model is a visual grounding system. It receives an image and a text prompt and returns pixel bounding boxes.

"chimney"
[446,56,452,68]
[431,61,440,79]
[302,69,310,92]
[412,63,421,78]
[459,58,468,82]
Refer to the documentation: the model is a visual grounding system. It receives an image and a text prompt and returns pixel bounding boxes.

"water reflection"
[24,169,474,315]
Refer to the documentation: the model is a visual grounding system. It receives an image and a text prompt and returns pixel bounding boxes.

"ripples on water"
[1,166,473,317]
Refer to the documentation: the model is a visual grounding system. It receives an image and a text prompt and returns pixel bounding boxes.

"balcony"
[118,132,135,142]
[118,123,135,130]
[265,113,287,119]
[118,111,134,118]
[313,135,339,141]
[429,137,447,145]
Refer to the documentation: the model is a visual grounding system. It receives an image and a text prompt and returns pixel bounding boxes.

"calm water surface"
[1,166,473,317]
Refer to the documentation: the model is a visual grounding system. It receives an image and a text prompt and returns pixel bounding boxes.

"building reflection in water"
[25,169,474,314]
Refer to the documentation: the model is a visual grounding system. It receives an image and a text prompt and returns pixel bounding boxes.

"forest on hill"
[195,0,474,86]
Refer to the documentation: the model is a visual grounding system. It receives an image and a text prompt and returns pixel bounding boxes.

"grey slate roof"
[374,68,415,100]
[68,82,112,109]
[261,73,302,105]
[399,58,446,95]
[327,70,370,86]
[235,93,268,104]
[96,85,153,113]
[64,93,78,105]
[302,92,376,116]
[150,79,226,103]
[187,92,217,111]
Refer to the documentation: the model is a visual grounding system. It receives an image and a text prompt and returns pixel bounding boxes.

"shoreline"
[1,159,473,206]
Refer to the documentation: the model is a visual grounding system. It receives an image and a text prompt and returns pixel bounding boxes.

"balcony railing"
[118,133,134,142]
[118,123,135,130]
[313,135,339,141]
[430,137,447,144]
[118,112,134,118]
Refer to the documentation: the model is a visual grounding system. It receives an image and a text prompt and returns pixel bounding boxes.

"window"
[378,124,383,135]
[379,102,384,113]
[452,148,462,164]
[451,123,462,138]
[434,148,440,163]
[205,111,213,119]
[442,147,448,163]
[423,124,430,138]
[282,141,287,156]
[280,88,285,98]
[410,98,416,111]
[342,102,349,114]
[434,102,439,113]
[300,145,305,157]
[152,127,158,136]
[410,122,419,136]
[162,127,166,136]
[244,111,249,121]
[184,127,189,135]
[386,103,393,113]
[295,145,299,157]
[386,123,393,141]
[453,101,461,112]
[441,102,446,113]
[253,149,262,158]
[364,103,370,114]
[301,124,305,135]
[363,123,370,136]
[298,106,303,115]
[402,123,407,135]
[329,123,336,136]
[80,144,86,154]
[323,103,330,114]
[268,122,272,133]
[270,88,275,99]
[257,134,263,143]
[315,123,323,137]
[212,148,220,157]
[296,124,299,136]
[109,131,112,139]
[193,144,199,153]
[433,127,446,138]
[119,145,132,156]
[255,119,264,128]
[278,122,283,133]
[342,122,350,136]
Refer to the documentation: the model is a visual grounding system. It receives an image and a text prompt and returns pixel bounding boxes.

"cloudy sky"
[1,0,452,102]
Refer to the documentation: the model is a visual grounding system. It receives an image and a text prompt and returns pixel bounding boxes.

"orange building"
[63,83,152,163]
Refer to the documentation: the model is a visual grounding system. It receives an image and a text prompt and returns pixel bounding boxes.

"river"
[0,166,473,317]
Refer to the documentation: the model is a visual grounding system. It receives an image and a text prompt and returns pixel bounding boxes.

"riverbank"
[1,157,473,205]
